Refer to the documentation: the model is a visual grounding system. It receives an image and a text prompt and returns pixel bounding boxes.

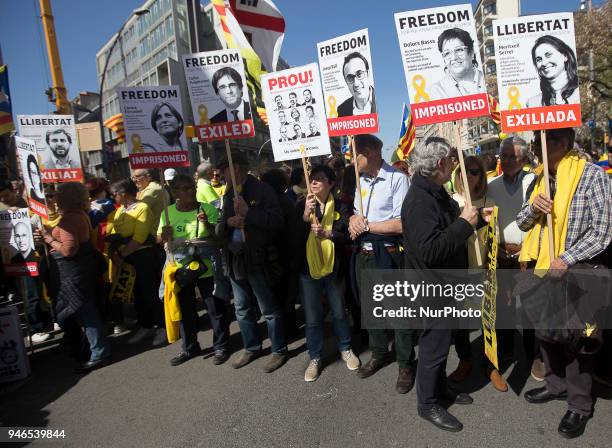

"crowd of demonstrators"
[1,126,610,440]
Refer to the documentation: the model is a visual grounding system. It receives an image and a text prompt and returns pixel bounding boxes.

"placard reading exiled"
[317,29,379,136]
[182,49,255,142]
[17,115,83,183]
[394,5,489,125]
[117,86,190,169]
[262,63,331,161]
[0,208,38,277]
[15,136,47,219]
[493,13,581,132]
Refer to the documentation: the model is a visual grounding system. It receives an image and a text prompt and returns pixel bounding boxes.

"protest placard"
[17,115,83,183]
[0,208,38,277]
[493,13,581,132]
[183,49,255,142]
[262,63,331,161]
[394,4,489,126]
[317,29,378,136]
[117,86,190,169]
[15,136,47,219]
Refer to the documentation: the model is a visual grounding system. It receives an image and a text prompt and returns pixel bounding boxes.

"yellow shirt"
[212,183,226,198]
[111,202,152,244]
[137,181,170,235]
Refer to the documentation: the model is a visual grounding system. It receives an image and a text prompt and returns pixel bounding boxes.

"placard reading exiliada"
[493,13,581,132]
[395,5,489,126]
[262,63,331,161]
[17,115,84,183]
[317,29,379,136]
[117,86,190,169]
[182,49,255,142]
[15,136,47,219]
[0,208,38,276]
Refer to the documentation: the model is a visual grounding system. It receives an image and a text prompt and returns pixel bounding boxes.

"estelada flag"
[394,103,416,162]
[0,65,15,136]
[103,113,126,143]
[488,94,501,126]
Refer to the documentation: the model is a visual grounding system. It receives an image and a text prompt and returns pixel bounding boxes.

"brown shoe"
[531,358,545,382]
[396,366,415,394]
[448,359,472,383]
[357,357,385,379]
[488,368,508,392]
[232,350,260,369]
[263,353,287,373]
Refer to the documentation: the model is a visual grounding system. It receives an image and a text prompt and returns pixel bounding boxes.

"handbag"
[175,205,210,288]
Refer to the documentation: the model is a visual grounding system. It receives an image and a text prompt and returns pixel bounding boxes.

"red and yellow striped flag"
[257,106,268,125]
[103,113,125,143]
[488,94,501,126]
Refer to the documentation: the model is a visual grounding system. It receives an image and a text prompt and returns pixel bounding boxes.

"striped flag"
[341,135,352,162]
[0,65,15,136]
[394,103,416,161]
[596,153,611,174]
[257,106,268,125]
[103,113,126,143]
[488,94,501,126]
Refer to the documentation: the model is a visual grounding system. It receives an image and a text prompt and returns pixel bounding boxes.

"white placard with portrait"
[0,208,38,277]
[15,136,47,219]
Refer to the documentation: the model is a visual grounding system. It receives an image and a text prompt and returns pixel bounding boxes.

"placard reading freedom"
[493,13,581,132]
[395,4,489,126]
[182,49,255,142]
[317,29,379,136]
[262,63,331,161]
[117,86,190,169]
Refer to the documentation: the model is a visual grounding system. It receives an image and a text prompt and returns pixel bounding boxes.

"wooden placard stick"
[351,135,364,217]
[300,145,324,263]
[158,168,175,264]
[224,139,246,242]
[539,130,555,261]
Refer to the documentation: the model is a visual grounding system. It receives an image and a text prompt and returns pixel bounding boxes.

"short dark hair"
[85,177,109,197]
[110,179,138,197]
[305,105,314,113]
[150,102,184,135]
[547,127,576,149]
[342,52,369,77]
[354,134,383,153]
[310,164,336,184]
[45,128,72,146]
[169,174,195,190]
[437,27,474,54]
[212,67,243,94]
[26,154,41,184]
[261,168,288,195]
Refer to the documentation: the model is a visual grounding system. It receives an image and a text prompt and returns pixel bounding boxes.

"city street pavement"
[2,313,611,448]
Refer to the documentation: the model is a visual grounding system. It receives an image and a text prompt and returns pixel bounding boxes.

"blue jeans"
[74,300,111,362]
[230,270,287,354]
[300,273,351,360]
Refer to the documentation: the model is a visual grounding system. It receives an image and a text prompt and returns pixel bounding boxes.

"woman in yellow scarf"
[295,165,360,382]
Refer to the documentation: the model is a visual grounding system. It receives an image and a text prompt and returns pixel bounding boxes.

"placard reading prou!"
[182,49,255,142]
[395,5,489,126]
[15,136,47,219]
[493,13,581,132]
[317,29,379,136]
[117,86,190,169]
[0,208,38,277]
[17,115,83,183]
[262,63,331,162]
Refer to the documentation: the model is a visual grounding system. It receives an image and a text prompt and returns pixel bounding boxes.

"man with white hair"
[401,136,484,432]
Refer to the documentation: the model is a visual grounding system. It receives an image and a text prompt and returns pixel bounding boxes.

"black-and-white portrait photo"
[10,221,35,263]
[210,67,252,124]
[338,51,376,117]
[144,102,185,152]
[274,94,286,111]
[292,123,306,140]
[26,154,44,203]
[43,128,79,169]
[290,107,301,123]
[526,35,579,107]
[278,110,289,126]
[307,121,321,137]
[430,28,486,100]
[302,89,316,106]
[279,125,290,142]
[288,92,301,109]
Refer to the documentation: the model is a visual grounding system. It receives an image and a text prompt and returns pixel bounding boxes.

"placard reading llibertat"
[0,208,38,277]
[262,63,331,162]
[182,49,255,142]
[15,136,47,219]
[395,5,489,126]
[17,115,83,183]
[493,13,581,132]
[317,29,379,136]
[117,86,190,169]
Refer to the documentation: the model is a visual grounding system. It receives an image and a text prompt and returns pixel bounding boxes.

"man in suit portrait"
[292,124,306,140]
[338,52,376,117]
[274,95,286,111]
[288,92,301,109]
[302,89,316,105]
[210,67,252,124]
[307,121,321,138]
[278,110,289,126]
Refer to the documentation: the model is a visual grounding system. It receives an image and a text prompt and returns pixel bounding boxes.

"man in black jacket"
[216,152,288,373]
[401,136,481,432]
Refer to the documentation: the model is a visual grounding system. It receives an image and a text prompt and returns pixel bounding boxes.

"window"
[484,24,493,36]
[485,45,495,56]
[487,63,496,74]
[483,3,496,15]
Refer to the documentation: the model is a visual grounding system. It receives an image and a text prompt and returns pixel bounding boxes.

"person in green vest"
[195,161,220,208]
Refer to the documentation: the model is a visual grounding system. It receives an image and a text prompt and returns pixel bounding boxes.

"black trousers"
[178,276,231,355]
[417,329,452,409]
[540,338,594,416]
[126,248,163,328]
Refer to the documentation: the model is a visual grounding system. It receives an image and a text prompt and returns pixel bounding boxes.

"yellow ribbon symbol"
[327,96,338,118]
[131,134,144,154]
[299,144,306,155]
[507,86,521,110]
[412,75,430,103]
[198,104,209,125]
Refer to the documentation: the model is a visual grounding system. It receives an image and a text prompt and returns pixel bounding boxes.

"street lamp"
[98,8,149,179]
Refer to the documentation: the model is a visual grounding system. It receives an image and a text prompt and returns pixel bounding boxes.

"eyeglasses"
[311,176,329,183]
[218,83,238,92]
[345,70,368,85]
[441,46,468,60]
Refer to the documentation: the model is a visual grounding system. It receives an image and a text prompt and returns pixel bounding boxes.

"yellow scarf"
[306,195,335,279]
[163,263,182,343]
[519,151,585,271]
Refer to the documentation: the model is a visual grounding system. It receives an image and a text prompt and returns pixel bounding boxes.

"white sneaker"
[53,323,61,332]
[304,359,321,382]
[341,349,361,371]
[31,332,51,344]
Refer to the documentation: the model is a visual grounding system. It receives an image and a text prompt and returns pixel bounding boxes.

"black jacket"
[210,101,252,123]
[401,174,473,270]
